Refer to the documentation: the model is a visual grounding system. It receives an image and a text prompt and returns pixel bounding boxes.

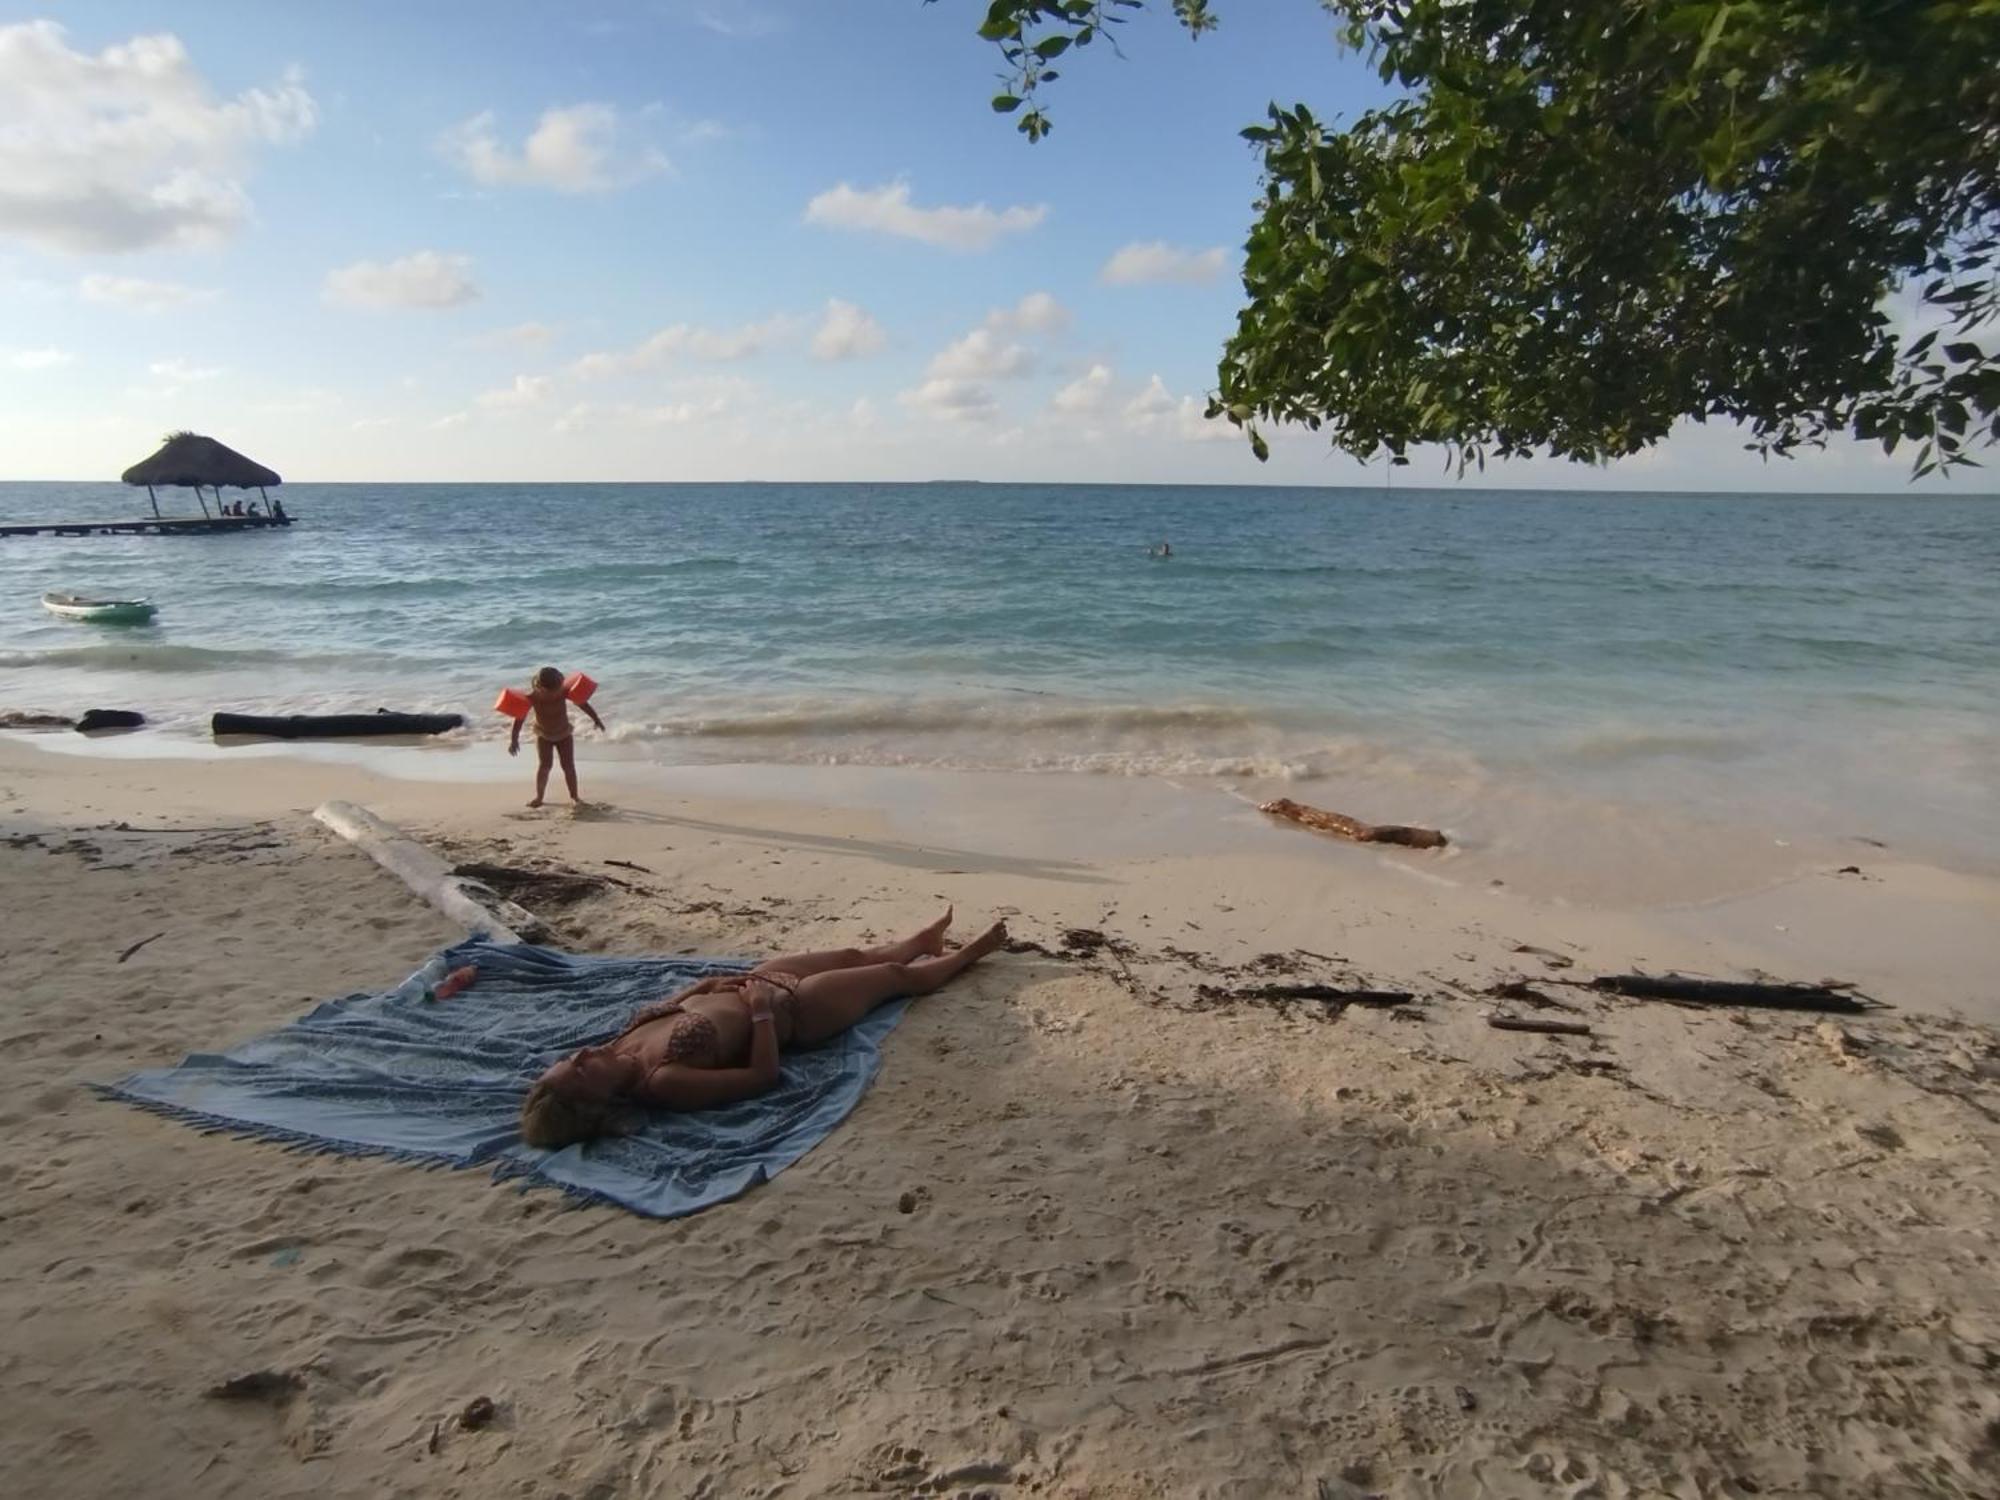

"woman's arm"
[613,974,741,1036]
[636,1006,780,1112]
[634,1059,776,1111]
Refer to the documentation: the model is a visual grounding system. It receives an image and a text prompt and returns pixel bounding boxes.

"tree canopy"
[955,1,2000,476]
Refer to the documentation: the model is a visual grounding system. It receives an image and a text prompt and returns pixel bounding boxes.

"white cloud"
[0,20,315,254]
[691,5,785,39]
[78,273,215,311]
[553,402,595,434]
[568,315,793,379]
[804,180,1046,252]
[350,416,397,432]
[476,374,555,408]
[6,347,75,370]
[1100,241,1228,286]
[1118,372,1232,441]
[899,377,999,422]
[478,321,557,349]
[1123,374,1177,422]
[988,290,1069,334]
[627,376,757,426]
[679,118,732,145]
[430,411,470,430]
[918,290,1068,386]
[149,357,219,382]
[1172,396,1234,442]
[439,103,668,193]
[1049,366,1233,444]
[324,251,479,310]
[812,298,887,361]
[1052,363,1116,416]
[928,327,1035,380]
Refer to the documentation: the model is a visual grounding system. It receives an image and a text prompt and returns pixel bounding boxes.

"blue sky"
[0,2,1973,489]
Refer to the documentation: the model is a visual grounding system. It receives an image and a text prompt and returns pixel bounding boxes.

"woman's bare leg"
[789,921,1006,1046]
[557,737,581,801]
[753,908,953,980]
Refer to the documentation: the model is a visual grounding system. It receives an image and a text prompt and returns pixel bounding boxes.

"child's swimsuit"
[528,687,573,745]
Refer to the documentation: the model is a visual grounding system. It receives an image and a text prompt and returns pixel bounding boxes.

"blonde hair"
[519,1078,628,1150]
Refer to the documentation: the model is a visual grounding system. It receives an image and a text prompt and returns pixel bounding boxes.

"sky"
[0,1,1983,491]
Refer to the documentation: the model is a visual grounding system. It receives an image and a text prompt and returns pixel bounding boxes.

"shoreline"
[5,733,1997,1022]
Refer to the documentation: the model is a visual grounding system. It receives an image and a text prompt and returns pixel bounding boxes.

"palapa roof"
[121,431,281,490]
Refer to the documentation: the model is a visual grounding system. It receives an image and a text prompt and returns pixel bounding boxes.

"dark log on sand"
[1259,798,1447,849]
[1589,974,1869,1014]
[213,710,463,740]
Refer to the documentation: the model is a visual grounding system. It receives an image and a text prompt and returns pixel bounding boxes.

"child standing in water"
[509,666,606,807]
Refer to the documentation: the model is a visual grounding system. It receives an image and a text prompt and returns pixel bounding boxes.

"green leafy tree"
[954,1,2000,476]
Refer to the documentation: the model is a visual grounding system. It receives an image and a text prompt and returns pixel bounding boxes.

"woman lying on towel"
[520,909,1006,1147]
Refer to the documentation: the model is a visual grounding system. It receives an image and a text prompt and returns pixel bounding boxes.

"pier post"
[145,484,160,518]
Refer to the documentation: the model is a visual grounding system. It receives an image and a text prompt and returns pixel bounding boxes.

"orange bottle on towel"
[495,687,531,720]
[563,671,597,705]
[428,965,477,1002]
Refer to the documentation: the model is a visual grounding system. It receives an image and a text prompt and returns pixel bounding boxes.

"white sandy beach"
[3,733,1999,1498]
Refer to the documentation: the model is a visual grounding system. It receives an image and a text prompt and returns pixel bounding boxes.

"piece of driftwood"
[116,931,166,964]
[605,858,653,875]
[1589,974,1869,1014]
[1489,1015,1593,1036]
[1259,798,1447,849]
[313,801,540,944]
[214,710,461,739]
[77,708,145,732]
[205,1369,302,1402]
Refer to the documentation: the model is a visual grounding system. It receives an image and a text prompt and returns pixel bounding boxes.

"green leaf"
[1034,35,1071,60]
[992,94,1023,113]
[1693,4,1734,74]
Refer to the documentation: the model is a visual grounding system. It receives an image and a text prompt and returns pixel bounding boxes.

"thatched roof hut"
[121,431,281,518]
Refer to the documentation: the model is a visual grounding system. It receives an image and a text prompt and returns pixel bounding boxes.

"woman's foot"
[527,797,544,809]
[918,906,953,956]
[957,920,1008,962]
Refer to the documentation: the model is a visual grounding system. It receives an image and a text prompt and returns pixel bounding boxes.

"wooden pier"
[0,514,294,539]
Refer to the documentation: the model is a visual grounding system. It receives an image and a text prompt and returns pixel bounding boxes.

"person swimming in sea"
[520,909,1006,1146]
[1152,540,1172,558]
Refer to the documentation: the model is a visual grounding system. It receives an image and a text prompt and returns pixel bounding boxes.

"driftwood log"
[213,710,462,739]
[1259,798,1448,849]
[1589,974,1869,1014]
[1489,1015,1593,1036]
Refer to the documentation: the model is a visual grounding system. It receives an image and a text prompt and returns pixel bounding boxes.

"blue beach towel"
[97,937,911,1218]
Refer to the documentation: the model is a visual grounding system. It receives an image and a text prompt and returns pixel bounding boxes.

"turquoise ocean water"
[2,482,1995,867]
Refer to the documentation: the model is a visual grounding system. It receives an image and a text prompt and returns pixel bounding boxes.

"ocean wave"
[0,643,344,674]
[1560,729,1761,766]
[604,699,1273,741]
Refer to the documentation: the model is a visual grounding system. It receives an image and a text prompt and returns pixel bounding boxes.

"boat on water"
[41,593,158,625]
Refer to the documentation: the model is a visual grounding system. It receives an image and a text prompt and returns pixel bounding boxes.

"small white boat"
[42,592,158,625]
